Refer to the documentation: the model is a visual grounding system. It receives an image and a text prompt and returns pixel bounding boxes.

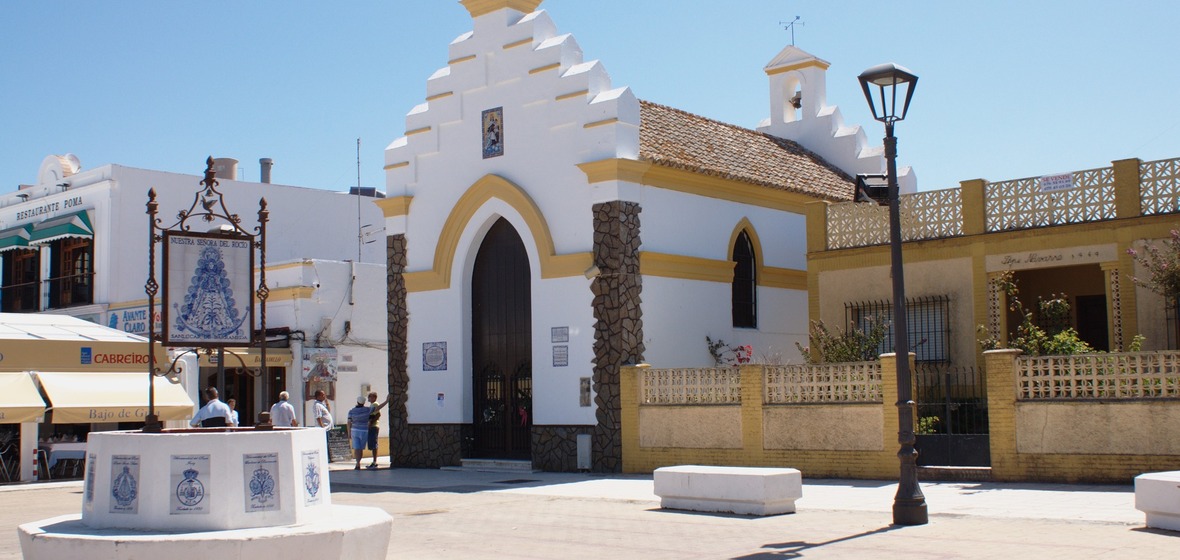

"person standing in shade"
[312,389,332,429]
[189,387,234,428]
[366,391,391,469]
[346,396,370,470]
[226,398,240,427]
[269,391,298,427]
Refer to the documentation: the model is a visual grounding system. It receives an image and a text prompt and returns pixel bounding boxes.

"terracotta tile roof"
[638,100,855,201]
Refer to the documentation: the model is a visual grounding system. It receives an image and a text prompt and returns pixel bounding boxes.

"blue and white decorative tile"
[243,452,280,512]
[170,454,210,515]
[302,450,322,506]
[109,455,139,514]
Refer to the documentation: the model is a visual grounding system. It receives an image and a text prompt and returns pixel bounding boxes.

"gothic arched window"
[732,231,757,328]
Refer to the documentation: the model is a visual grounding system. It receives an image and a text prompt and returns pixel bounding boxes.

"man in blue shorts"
[346,396,370,470]
[365,391,391,469]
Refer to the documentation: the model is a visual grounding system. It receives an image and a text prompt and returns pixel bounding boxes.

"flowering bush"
[705,337,753,366]
[1128,230,1180,301]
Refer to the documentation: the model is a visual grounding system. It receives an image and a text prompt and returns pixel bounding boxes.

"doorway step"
[444,459,536,473]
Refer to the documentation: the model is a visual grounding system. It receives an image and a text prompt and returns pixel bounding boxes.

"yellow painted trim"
[765,59,831,76]
[266,286,315,302]
[461,0,542,18]
[641,252,733,283]
[448,54,476,65]
[578,158,652,184]
[374,196,413,218]
[762,266,807,290]
[556,90,589,102]
[383,161,409,171]
[425,92,453,102]
[405,126,432,136]
[407,174,593,292]
[577,158,819,213]
[529,62,561,75]
[265,261,309,273]
[583,118,619,129]
[503,37,532,50]
[107,298,152,310]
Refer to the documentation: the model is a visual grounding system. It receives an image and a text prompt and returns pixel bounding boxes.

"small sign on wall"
[423,342,447,371]
[580,377,592,407]
[1038,172,1075,193]
[551,327,569,343]
[553,345,569,367]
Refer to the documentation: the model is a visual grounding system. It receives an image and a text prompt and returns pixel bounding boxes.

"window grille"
[845,295,951,363]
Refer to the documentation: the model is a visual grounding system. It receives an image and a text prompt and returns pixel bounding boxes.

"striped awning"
[0,224,32,253]
[29,211,93,245]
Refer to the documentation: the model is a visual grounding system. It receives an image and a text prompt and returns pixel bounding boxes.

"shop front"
[0,313,189,481]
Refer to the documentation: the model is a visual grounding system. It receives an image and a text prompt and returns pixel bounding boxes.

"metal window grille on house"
[845,295,951,363]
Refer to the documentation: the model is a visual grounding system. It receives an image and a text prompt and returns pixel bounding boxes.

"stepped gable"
[638,100,855,202]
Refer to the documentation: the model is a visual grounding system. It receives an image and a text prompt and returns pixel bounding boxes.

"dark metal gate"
[472,363,532,459]
[470,218,532,460]
[914,364,989,467]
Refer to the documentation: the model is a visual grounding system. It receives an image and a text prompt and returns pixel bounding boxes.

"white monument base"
[18,428,392,559]
[18,505,392,560]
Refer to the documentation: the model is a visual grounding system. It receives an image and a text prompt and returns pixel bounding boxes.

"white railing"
[825,187,964,249]
[765,362,882,404]
[826,157,1180,249]
[985,166,1116,232]
[1140,157,1180,216]
[1016,351,1180,400]
[641,367,741,404]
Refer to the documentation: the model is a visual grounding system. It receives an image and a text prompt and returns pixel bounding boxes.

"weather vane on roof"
[780,16,804,46]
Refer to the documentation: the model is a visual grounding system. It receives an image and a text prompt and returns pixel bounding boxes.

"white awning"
[0,372,47,423]
[35,372,193,424]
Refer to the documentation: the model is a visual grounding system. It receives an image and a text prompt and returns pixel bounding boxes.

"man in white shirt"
[226,398,240,427]
[269,391,298,427]
[313,389,333,429]
[189,387,234,428]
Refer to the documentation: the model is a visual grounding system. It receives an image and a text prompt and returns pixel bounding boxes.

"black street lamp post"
[857,62,929,526]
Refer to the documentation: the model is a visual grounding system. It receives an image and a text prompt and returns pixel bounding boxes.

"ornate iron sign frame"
[143,157,270,431]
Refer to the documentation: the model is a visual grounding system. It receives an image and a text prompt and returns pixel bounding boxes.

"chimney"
[211,158,239,180]
[260,158,273,184]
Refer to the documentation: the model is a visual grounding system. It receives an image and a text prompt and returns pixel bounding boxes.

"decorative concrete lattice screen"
[985,166,1115,232]
[764,363,882,404]
[826,187,963,250]
[641,367,741,404]
[1016,351,1180,400]
[1140,157,1180,216]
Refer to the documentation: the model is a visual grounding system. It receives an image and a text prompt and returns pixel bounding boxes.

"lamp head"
[858,63,918,123]
[855,174,890,205]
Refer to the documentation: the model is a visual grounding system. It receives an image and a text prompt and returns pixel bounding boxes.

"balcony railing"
[825,156,1180,249]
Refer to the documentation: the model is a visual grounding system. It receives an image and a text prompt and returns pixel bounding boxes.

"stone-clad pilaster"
[591,201,643,472]
[386,234,411,464]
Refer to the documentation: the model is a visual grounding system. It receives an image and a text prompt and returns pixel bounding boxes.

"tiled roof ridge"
[636,99,855,201]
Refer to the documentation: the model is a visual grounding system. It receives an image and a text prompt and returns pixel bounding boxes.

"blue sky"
[3,1,1178,193]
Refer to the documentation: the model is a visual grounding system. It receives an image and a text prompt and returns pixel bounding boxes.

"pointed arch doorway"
[471,218,532,459]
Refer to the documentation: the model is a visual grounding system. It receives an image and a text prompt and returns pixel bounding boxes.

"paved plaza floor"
[3,460,1176,559]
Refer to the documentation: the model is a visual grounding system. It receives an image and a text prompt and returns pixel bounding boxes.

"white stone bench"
[653,465,802,516]
[1135,471,1180,531]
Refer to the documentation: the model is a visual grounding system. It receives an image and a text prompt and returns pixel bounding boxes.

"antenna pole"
[356,138,362,263]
